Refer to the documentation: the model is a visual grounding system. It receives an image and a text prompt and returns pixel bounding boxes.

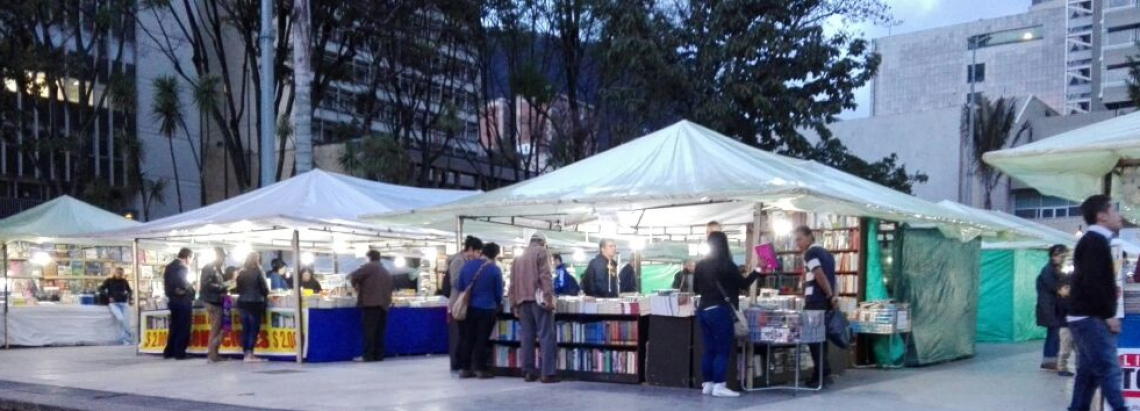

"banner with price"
[139,307,299,358]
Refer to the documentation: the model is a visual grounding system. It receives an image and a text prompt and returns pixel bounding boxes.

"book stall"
[91,170,472,362]
[0,196,141,348]
[364,120,1016,387]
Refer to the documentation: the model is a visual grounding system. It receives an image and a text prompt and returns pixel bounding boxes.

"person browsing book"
[673,259,697,293]
[552,254,581,296]
[508,233,558,383]
[582,239,621,298]
[693,231,760,398]
[456,243,504,379]
[795,225,838,388]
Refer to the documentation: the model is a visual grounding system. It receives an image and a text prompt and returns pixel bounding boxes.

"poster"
[1121,349,1140,409]
[139,307,300,358]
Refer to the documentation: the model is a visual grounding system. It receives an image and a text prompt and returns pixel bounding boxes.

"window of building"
[1013,190,1080,219]
[1107,0,1136,10]
[1105,27,1139,48]
[968,25,1043,50]
[967,63,985,83]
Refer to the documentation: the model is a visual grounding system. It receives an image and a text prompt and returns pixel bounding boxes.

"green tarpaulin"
[895,227,980,366]
[866,219,906,366]
[976,249,1048,342]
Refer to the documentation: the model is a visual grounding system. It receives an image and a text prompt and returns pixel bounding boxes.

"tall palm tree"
[152,76,185,212]
[962,96,1031,209]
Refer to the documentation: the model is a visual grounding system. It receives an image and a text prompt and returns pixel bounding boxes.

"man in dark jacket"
[163,248,195,360]
[99,267,133,345]
[1067,195,1125,411]
[1036,246,1064,371]
[582,239,621,298]
[350,250,393,362]
[672,260,697,293]
[199,247,229,363]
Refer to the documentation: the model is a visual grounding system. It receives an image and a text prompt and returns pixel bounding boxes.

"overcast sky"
[839,0,1036,119]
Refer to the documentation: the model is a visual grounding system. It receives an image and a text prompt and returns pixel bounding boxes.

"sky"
[838,0,1036,119]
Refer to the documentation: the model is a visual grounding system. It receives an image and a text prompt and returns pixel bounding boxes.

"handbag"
[450,262,491,321]
[714,278,750,339]
[826,308,852,349]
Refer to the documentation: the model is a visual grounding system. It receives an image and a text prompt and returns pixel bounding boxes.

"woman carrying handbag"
[694,231,761,398]
[454,243,504,379]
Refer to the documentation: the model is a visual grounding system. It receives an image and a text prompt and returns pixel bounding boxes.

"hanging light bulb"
[353,244,369,258]
[394,256,407,268]
[420,246,438,262]
[629,237,646,252]
[773,218,794,237]
[300,252,316,266]
[513,247,526,258]
[198,248,217,263]
[572,248,586,263]
[30,251,52,266]
[698,243,710,256]
[232,243,253,260]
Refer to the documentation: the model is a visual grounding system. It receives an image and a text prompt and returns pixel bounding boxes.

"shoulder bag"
[450,262,492,321]
[713,276,750,339]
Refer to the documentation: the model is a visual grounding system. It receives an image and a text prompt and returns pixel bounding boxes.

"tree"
[338,133,413,185]
[151,76,186,212]
[137,0,373,193]
[0,0,138,210]
[962,96,1030,209]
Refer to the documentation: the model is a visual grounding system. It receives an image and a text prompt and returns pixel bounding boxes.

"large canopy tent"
[89,169,476,361]
[936,201,1075,343]
[365,120,1031,365]
[1,196,141,347]
[983,110,1140,221]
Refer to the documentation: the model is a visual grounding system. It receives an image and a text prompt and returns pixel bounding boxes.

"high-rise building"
[1067,0,1140,113]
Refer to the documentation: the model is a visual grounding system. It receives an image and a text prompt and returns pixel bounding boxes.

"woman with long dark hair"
[694,231,760,397]
[236,252,269,362]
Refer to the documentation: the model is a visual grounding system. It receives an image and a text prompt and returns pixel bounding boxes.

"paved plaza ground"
[0,342,1066,411]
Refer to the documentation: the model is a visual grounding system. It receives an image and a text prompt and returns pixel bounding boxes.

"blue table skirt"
[306,306,449,362]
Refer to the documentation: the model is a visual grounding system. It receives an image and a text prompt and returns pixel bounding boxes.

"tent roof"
[936,201,1075,249]
[982,111,1140,219]
[365,120,996,239]
[92,169,475,246]
[0,195,139,242]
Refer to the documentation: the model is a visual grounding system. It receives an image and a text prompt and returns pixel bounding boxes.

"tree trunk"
[292,0,314,175]
[167,138,184,212]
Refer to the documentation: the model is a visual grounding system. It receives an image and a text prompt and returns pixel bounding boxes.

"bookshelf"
[5,244,175,305]
[490,312,647,384]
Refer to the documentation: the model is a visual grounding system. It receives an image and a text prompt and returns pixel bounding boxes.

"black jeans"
[457,308,496,372]
[804,300,832,380]
[164,299,193,359]
[361,307,388,361]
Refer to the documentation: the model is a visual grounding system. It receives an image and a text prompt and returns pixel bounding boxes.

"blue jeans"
[240,308,263,354]
[108,302,133,345]
[1044,326,1060,364]
[1068,318,1126,411]
[699,304,735,384]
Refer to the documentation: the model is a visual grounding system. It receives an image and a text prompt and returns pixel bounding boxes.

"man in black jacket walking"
[164,248,195,360]
[1067,195,1125,411]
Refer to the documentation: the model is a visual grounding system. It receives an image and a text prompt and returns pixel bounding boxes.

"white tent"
[366,120,1001,240]
[936,201,1075,249]
[0,195,138,243]
[982,111,1140,220]
[92,169,474,249]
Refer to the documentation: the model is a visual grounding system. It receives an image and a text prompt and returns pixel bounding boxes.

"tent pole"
[456,216,464,253]
[292,230,303,363]
[3,242,8,349]
[748,207,765,305]
[132,239,140,355]
[1104,173,1113,196]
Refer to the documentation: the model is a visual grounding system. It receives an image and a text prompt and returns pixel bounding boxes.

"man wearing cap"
[509,233,559,383]
[199,247,230,363]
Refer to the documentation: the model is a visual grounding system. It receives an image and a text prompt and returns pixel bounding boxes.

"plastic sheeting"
[0,305,125,346]
[977,249,1048,342]
[982,110,1140,222]
[366,121,996,241]
[894,227,980,366]
[937,201,1075,249]
[0,196,138,243]
[640,264,681,294]
[863,220,906,366]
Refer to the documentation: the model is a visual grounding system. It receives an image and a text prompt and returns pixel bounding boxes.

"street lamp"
[966,33,991,207]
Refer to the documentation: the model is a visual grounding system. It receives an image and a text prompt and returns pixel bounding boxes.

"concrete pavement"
[0,342,1067,411]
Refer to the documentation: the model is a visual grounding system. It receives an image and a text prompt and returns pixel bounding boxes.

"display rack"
[490,312,647,384]
[739,308,827,394]
[4,244,164,305]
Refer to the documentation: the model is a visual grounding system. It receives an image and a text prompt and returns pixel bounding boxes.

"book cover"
[754,243,780,272]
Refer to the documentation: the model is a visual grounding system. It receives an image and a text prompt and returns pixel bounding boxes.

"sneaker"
[459,371,476,379]
[701,382,714,395]
[524,374,539,383]
[476,371,495,379]
[712,383,741,398]
[1058,371,1075,377]
[540,376,561,384]
[1040,363,1057,371]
